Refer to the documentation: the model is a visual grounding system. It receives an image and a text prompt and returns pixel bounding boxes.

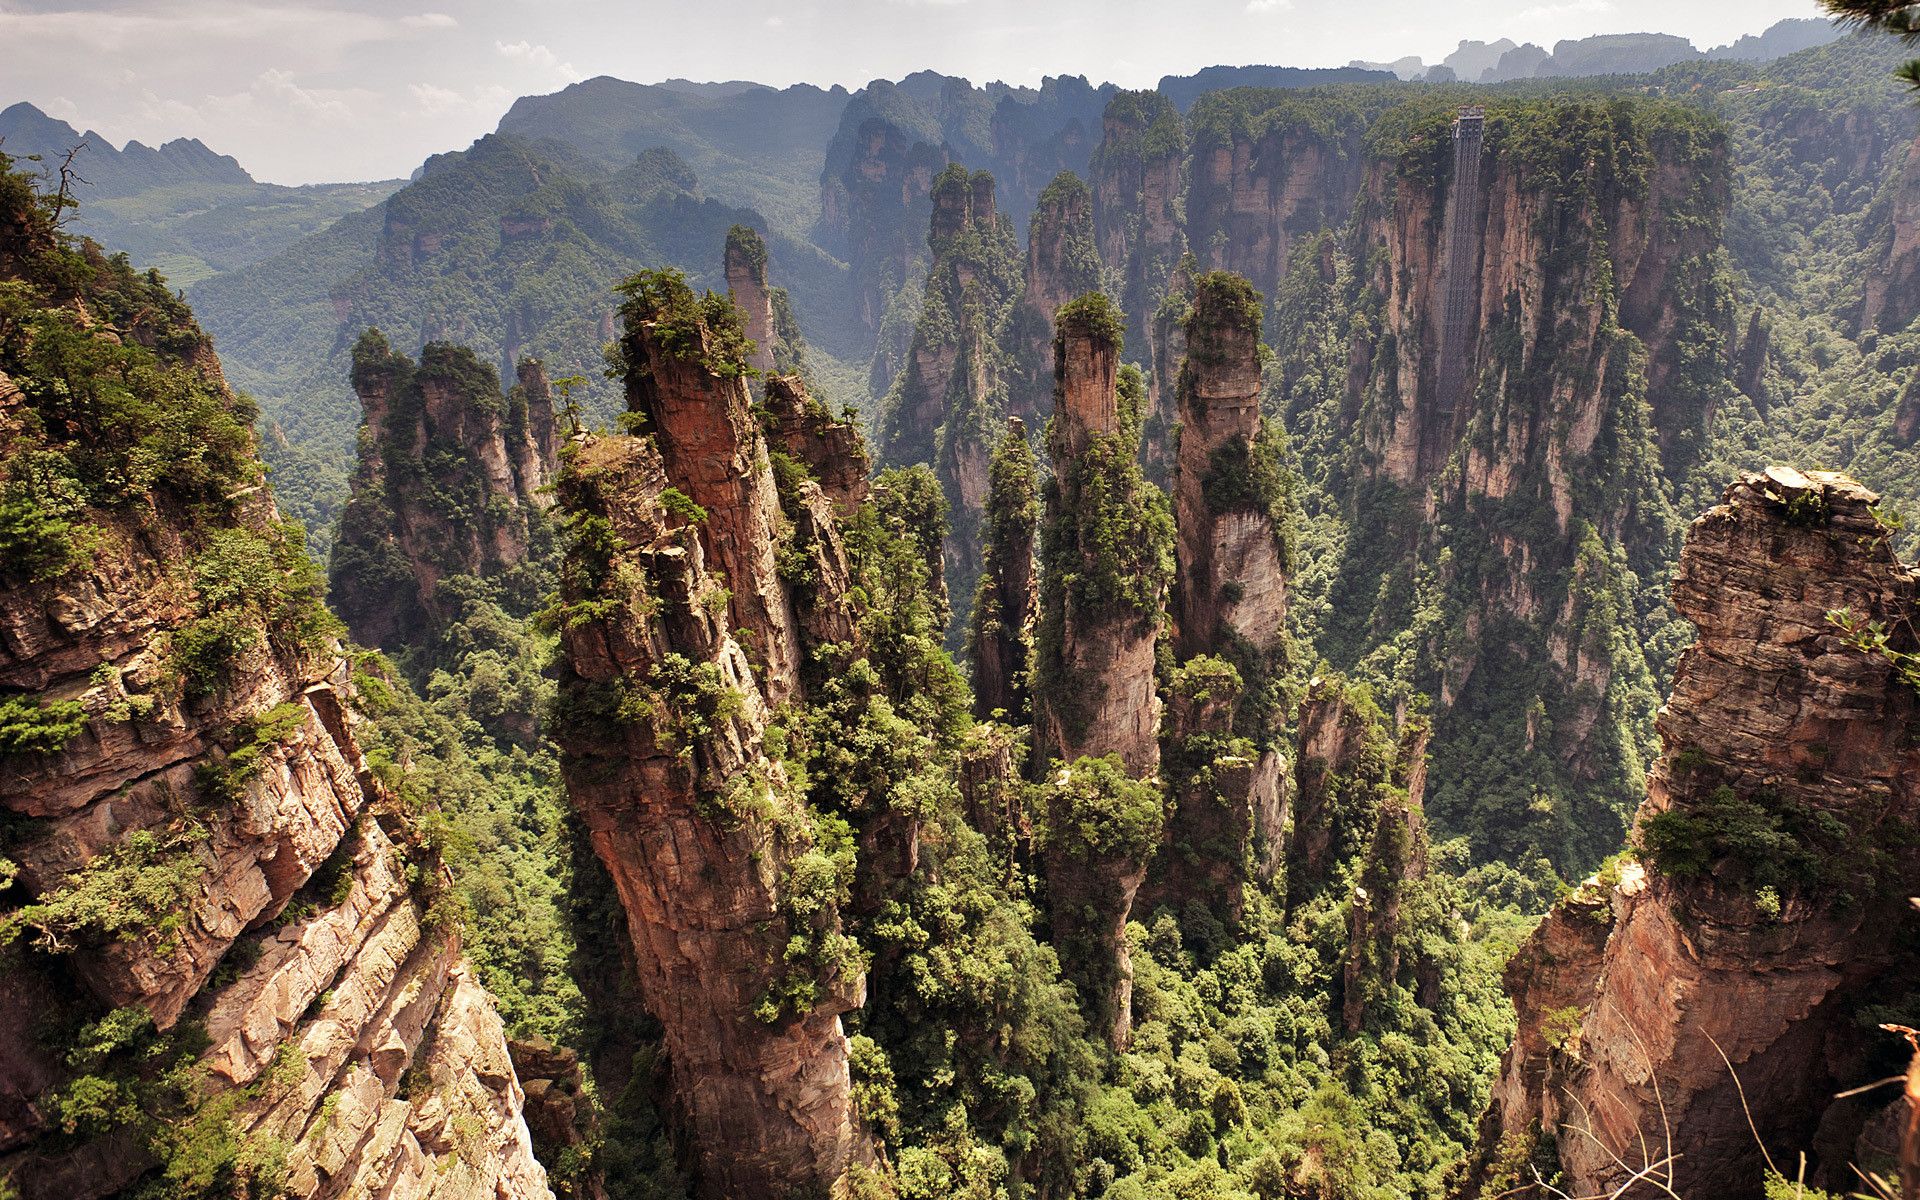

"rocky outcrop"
[510,1038,608,1200]
[1184,92,1367,304]
[1863,130,1920,333]
[553,274,873,1199]
[0,260,548,1198]
[1170,271,1287,661]
[967,418,1039,722]
[763,373,872,515]
[1466,468,1920,1200]
[1090,91,1188,355]
[725,224,778,376]
[620,279,807,705]
[329,332,559,652]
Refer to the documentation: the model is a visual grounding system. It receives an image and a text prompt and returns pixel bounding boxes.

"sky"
[1,0,1832,185]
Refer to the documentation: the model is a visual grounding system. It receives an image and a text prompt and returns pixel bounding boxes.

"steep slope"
[876,164,1025,629]
[1090,91,1189,359]
[1032,295,1174,1048]
[1183,91,1369,308]
[1465,468,1920,1199]
[0,153,548,1200]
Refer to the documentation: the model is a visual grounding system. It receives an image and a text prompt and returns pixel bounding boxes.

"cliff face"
[1311,97,1734,869]
[1137,271,1291,920]
[1355,102,1727,492]
[552,272,873,1198]
[0,210,547,1200]
[1091,91,1190,355]
[1170,272,1288,661]
[329,333,558,652]
[1034,303,1169,776]
[1184,93,1367,305]
[621,278,808,706]
[1863,130,1920,333]
[1468,468,1920,1200]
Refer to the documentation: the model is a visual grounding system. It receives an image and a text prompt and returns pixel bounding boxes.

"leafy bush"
[0,825,207,955]
[0,694,87,756]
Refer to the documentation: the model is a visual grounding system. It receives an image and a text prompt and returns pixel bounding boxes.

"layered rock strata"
[1465,468,1920,1200]
[0,297,549,1199]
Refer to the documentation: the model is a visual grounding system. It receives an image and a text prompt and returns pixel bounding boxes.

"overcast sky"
[2,0,1832,185]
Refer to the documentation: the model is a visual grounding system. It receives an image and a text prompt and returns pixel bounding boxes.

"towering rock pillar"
[1170,271,1287,660]
[1008,171,1102,422]
[554,273,873,1199]
[724,224,778,377]
[877,164,1024,638]
[1033,293,1173,1048]
[967,418,1039,722]
[618,273,805,705]
[329,332,560,651]
[1465,468,1920,1200]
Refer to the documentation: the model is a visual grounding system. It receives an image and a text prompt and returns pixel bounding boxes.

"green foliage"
[37,1005,293,1199]
[1640,780,1876,900]
[1041,755,1167,864]
[171,521,340,695]
[658,487,708,525]
[1055,291,1126,353]
[193,701,309,803]
[616,267,757,380]
[0,694,87,756]
[0,825,207,956]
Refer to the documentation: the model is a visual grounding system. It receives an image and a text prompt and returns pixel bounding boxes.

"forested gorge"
[4,21,1920,1200]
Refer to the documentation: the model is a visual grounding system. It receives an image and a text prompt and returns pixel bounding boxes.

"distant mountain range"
[0,13,1870,550]
[0,101,401,285]
[1348,17,1841,82]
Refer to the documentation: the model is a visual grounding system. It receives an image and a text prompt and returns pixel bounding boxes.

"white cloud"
[1246,0,1291,11]
[409,81,513,116]
[766,15,786,27]
[1513,0,1610,23]
[495,38,582,81]
[402,12,458,29]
